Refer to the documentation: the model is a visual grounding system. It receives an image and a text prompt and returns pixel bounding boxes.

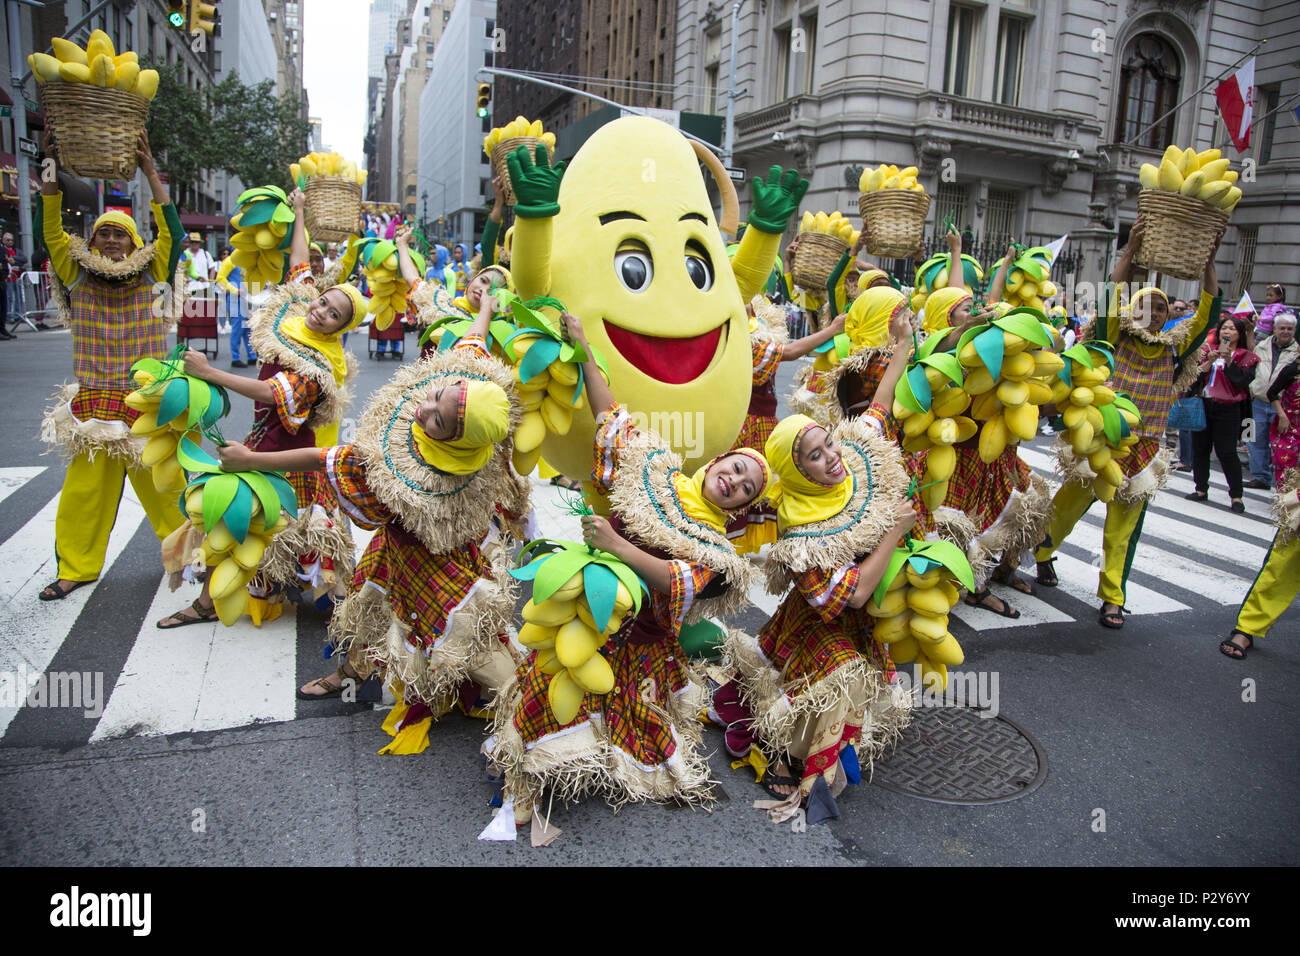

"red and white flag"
[1215,57,1255,153]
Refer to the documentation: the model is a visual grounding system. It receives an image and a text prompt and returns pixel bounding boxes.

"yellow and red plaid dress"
[321,444,506,660]
[757,563,895,783]
[507,409,714,783]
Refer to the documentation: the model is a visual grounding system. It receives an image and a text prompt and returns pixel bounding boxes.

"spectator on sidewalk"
[1186,315,1259,512]
[1246,311,1298,488]
[2,232,28,336]
[0,234,15,339]
[215,249,256,368]
[1255,283,1287,337]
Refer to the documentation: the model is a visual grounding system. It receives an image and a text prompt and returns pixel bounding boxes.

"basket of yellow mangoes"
[1134,146,1239,280]
[791,211,857,291]
[485,116,556,206]
[858,164,930,258]
[293,152,365,243]
[29,32,159,180]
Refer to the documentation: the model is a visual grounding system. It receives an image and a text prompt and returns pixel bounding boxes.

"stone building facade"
[672,0,1297,305]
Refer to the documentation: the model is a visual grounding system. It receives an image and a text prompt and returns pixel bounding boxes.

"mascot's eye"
[684,254,713,291]
[614,250,653,292]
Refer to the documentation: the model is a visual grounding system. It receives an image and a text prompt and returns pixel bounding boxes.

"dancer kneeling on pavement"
[717,303,916,819]
[221,290,530,755]
[157,188,360,627]
[1222,356,1300,659]
[489,311,767,825]
[1033,217,1221,629]
[38,130,188,602]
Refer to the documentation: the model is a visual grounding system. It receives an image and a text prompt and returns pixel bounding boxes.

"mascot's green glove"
[507,144,566,219]
[747,165,809,234]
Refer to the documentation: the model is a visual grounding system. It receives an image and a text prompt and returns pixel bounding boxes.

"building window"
[1233,226,1258,297]
[1115,33,1181,150]
[993,15,1026,106]
[703,26,721,113]
[935,182,969,232]
[985,188,1019,241]
[406,184,417,196]
[1258,84,1280,164]
[486,19,495,37]
[774,25,791,101]
[800,12,817,94]
[484,51,492,66]
[944,5,978,98]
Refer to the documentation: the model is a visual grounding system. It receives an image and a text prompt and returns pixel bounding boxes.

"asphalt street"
[0,322,1296,866]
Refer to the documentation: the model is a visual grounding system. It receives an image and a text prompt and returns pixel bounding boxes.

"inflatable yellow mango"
[511,116,767,482]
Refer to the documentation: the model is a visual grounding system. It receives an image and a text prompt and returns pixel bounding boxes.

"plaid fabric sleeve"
[666,559,717,628]
[862,402,900,443]
[452,333,491,359]
[286,262,313,285]
[267,369,322,434]
[795,563,860,623]
[592,402,633,494]
[320,445,391,528]
[751,337,783,387]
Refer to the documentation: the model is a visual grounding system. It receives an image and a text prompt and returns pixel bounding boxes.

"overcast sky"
[302,0,368,162]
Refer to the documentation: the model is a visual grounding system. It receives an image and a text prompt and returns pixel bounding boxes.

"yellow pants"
[1236,533,1300,638]
[56,452,185,582]
[1033,479,1147,606]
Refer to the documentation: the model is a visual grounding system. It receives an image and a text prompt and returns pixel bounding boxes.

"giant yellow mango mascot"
[506,116,808,483]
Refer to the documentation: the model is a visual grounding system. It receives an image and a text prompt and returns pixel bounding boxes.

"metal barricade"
[14,270,56,332]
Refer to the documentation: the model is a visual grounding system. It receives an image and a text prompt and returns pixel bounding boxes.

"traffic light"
[476,83,491,118]
[166,1,187,29]
[190,0,218,36]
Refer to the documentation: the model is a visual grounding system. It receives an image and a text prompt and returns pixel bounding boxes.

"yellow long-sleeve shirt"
[42,192,178,290]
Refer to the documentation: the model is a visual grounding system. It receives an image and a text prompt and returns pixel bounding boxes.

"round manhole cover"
[870,707,1047,805]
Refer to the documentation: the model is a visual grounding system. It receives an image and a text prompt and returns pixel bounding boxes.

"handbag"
[1168,396,1207,432]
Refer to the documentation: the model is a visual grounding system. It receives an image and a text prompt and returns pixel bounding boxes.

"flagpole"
[1123,40,1265,148]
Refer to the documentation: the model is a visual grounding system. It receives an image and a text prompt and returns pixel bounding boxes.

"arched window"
[1116,34,1181,149]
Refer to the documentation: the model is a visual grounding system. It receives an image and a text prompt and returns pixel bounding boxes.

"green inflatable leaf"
[186,376,210,429]
[224,481,253,544]
[605,560,646,618]
[906,365,932,411]
[519,337,562,384]
[202,472,239,534]
[583,562,619,635]
[237,197,278,227]
[914,540,975,592]
[871,547,911,607]
[973,326,1005,379]
[271,203,295,224]
[993,309,1053,346]
[240,471,283,532]
[532,549,585,605]
[916,329,953,360]
[1062,344,1094,369]
[265,473,299,516]
[894,368,924,415]
[157,376,189,428]
[833,331,851,360]
[176,436,220,474]
[1099,403,1122,446]
[921,352,963,386]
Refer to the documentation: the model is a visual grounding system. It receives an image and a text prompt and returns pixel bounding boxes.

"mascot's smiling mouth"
[602,320,728,385]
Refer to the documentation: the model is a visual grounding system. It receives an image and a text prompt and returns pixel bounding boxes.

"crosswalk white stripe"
[949,582,1075,631]
[0,485,146,737]
[0,466,46,507]
[91,578,299,741]
[1019,444,1277,544]
[1042,550,1189,616]
[1054,515,1253,607]
[1114,504,1268,571]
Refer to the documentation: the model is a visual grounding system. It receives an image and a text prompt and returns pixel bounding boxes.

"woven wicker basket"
[859,190,931,258]
[40,84,150,180]
[304,177,362,243]
[791,231,848,290]
[491,136,551,206]
[1134,189,1230,281]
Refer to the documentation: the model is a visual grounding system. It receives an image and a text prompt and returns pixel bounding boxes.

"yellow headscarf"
[921,287,972,333]
[858,267,890,292]
[279,284,367,387]
[1129,286,1168,319]
[669,448,771,534]
[845,286,905,349]
[91,211,142,248]
[452,264,515,315]
[409,378,510,475]
[764,415,854,532]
